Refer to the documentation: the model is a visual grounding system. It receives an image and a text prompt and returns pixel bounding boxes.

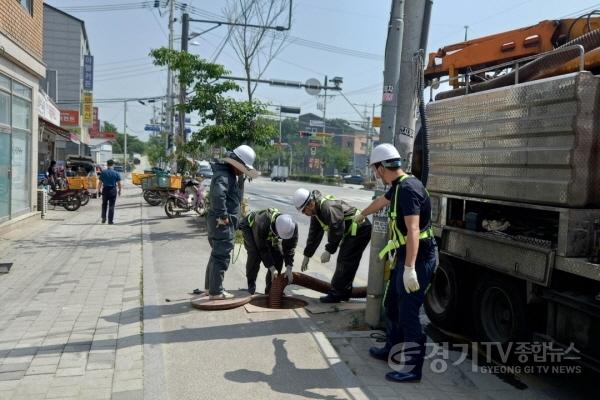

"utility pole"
[365,0,406,328]
[464,25,469,41]
[166,0,175,153]
[123,101,128,172]
[278,107,283,168]
[179,12,189,144]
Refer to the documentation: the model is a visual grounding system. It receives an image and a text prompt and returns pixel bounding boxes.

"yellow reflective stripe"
[247,212,256,227]
[378,227,435,260]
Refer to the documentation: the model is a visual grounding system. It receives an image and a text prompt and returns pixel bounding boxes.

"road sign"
[144,124,161,132]
[305,78,321,96]
[372,116,381,127]
[310,147,316,155]
[309,120,324,127]
[280,106,301,114]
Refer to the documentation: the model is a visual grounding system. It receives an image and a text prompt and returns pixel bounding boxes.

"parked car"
[197,166,213,179]
[343,175,364,185]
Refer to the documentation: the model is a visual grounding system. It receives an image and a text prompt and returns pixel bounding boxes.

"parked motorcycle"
[164,178,206,218]
[48,189,81,211]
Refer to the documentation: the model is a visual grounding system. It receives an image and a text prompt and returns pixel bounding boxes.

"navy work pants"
[240,221,283,294]
[101,187,117,223]
[330,221,372,297]
[384,240,437,347]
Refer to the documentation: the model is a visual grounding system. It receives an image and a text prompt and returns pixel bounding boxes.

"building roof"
[43,4,91,54]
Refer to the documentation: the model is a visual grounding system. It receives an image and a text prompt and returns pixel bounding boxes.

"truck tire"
[473,276,528,344]
[425,258,460,330]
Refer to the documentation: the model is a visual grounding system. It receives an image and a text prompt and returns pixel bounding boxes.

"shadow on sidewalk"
[225,338,347,400]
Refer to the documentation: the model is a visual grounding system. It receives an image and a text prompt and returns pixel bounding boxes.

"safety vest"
[314,195,360,237]
[378,175,434,260]
[248,208,281,245]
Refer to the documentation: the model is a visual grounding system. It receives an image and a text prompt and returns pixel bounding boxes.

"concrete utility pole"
[395,0,432,170]
[365,0,406,328]
[123,101,128,172]
[179,12,189,144]
[166,0,175,152]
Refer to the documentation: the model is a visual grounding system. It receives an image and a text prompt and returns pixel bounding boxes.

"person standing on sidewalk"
[292,188,372,303]
[98,159,122,225]
[201,145,258,300]
[239,209,298,294]
[354,143,437,383]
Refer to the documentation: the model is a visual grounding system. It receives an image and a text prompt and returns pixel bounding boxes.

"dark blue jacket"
[208,162,242,227]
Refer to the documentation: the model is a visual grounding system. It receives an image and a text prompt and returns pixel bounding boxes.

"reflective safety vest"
[378,175,434,260]
[315,195,361,237]
[248,208,281,246]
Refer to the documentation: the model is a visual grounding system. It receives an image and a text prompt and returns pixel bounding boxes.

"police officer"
[240,210,298,294]
[354,143,437,383]
[203,145,258,300]
[293,188,372,303]
[98,159,122,225]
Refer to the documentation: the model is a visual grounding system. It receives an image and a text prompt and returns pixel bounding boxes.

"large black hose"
[418,52,430,187]
[436,28,600,100]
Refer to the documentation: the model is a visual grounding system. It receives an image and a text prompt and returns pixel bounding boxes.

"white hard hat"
[370,143,402,167]
[275,214,296,240]
[293,188,311,211]
[225,144,258,178]
[232,145,256,169]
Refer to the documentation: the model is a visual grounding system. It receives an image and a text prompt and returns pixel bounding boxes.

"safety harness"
[378,175,434,261]
[314,195,360,237]
[248,208,282,246]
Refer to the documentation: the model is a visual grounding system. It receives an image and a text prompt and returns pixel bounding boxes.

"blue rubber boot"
[385,336,426,383]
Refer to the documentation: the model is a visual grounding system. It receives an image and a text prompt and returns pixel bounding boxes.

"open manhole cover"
[249,295,307,310]
[0,263,13,274]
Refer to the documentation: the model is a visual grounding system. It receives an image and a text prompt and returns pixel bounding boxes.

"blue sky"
[46,0,598,141]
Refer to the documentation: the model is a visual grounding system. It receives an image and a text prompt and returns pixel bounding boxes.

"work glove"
[320,251,331,263]
[269,266,277,282]
[285,265,293,284]
[301,256,310,272]
[353,213,366,224]
[403,266,420,293]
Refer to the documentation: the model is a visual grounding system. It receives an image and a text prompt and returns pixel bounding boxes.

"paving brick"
[45,385,80,398]
[111,389,143,400]
[0,371,25,381]
[0,364,29,373]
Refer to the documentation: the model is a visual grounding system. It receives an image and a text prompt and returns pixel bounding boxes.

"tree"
[145,133,167,167]
[101,121,146,156]
[224,0,290,102]
[151,48,277,151]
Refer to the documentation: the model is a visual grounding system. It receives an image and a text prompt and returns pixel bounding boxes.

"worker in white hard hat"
[239,209,298,294]
[292,187,372,303]
[354,143,437,383]
[198,144,259,300]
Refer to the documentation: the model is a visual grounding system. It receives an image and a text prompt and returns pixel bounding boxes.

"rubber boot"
[369,344,392,361]
[247,280,256,295]
[385,336,426,383]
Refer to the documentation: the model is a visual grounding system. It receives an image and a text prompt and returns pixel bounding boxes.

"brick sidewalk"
[0,188,143,400]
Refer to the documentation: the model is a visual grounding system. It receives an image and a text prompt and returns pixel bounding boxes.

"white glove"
[320,251,331,263]
[353,213,366,224]
[403,266,420,293]
[269,266,277,282]
[285,265,293,283]
[301,256,310,272]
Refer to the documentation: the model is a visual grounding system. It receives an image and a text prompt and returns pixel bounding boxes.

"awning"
[39,117,70,140]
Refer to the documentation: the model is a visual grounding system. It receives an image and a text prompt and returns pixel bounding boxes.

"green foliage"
[101,121,146,156]
[145,133,167,166]
[150,47,277,152]
[318,138,352,172]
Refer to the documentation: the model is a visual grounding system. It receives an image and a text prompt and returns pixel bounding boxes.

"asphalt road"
[245,177,375,283]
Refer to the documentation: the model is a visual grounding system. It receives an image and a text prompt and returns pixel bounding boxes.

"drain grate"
[0,263,12,274]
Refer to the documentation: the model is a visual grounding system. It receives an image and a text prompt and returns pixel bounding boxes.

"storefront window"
[10,131,29,216]
[12,96,31,130]
[0,74,9,91]
[0,133,9,221]
[0,91,9,127]
[12,81,31,100]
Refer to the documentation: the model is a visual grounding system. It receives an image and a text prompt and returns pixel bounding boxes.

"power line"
[559,3,600,17]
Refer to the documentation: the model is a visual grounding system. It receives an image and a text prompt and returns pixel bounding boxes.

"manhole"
[249,295,307,310]
[0,263,12,274]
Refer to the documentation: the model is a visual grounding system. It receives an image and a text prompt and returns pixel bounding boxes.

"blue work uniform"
[204,162,242,295]
[99,168,121,223]
[382,175,437,348]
